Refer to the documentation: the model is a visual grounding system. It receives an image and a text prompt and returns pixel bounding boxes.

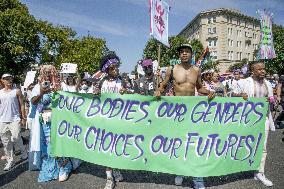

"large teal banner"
[51,91,268,177]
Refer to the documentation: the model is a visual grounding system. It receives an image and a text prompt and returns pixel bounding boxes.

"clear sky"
[20,0,284,73]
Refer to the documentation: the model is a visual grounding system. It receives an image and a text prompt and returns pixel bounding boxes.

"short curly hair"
[100,54,120,73]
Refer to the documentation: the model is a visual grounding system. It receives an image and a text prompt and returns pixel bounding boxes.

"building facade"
[179,8,261,73]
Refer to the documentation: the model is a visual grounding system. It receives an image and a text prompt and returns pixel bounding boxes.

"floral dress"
[37,93,72,182]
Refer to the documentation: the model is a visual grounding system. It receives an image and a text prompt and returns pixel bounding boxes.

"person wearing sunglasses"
[135,59,157,96]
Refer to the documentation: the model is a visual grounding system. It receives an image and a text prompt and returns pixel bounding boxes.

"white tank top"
[0,88,21,122]
[101,79,122,94]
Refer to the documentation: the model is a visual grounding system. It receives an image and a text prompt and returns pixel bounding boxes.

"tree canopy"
[0,0,112,81]
[142,36,205,67]
[265,24,284,74]
[0,0,40,81]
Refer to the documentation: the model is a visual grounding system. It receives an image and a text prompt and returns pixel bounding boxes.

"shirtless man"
[155,44,214,189]
[156,44,214,97]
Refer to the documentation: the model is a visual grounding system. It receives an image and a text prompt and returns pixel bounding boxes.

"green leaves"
[265,24,284,74]
[57,36,107,73]
[0,0,111,82]
[142,36,212,71]
[0,0,39,81]
[143,36,194,67]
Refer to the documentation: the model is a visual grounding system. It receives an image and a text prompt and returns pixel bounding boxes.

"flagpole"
[157,44,161,90]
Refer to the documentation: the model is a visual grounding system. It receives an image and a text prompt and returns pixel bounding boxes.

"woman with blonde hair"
[29,65,73,182]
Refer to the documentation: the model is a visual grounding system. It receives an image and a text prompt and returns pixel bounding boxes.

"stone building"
[179,8,261,72]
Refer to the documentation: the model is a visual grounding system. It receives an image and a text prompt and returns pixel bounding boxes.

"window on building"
[208,41,211,47]
[208,39,217,47]
[237,30,242,37]
[228,39,230,46]
[227,16,233,23]
[230,40,233,47]
[237,41,242,47]
[213,40,217,46]
[213,27,216,34]
[212,51,217,60]
[208,16,217,24]
[228,28,230,35]
[208,28,211,34]
[228,51,234,60]
[248,53,251,61]
[237,52,243,60]
[237,19,240,25]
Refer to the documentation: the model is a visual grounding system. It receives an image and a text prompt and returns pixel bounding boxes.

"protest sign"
[257,9,276,60]
[51,92,267,177]
[23,71,36,88]
[60,63,78,73]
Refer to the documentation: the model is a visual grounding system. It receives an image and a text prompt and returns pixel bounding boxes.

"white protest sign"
[83,72,91,79]
[24,71,36,88]
[60,63,77,73]
[137,64,145,76]
[152,60,158,72]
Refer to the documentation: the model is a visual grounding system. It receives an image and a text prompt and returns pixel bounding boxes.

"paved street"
[0,128,283,189]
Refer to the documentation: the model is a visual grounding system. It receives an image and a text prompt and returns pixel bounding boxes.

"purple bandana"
[102,58,119,72]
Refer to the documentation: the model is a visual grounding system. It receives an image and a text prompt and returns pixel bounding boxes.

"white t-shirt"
[61,82,76,92]
[31,84,41,99]
[101,79,122,94]
[79,87,93,94]
[0,88,21,122]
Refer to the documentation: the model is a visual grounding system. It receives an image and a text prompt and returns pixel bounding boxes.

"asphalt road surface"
[0,127,283,189]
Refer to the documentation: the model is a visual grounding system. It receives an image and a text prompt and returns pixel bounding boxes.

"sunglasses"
[143,66,153,69]
[2,77,13,80]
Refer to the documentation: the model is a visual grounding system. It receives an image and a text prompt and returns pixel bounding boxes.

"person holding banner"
[210,71,227,97]
[233,61,274,187]
[200,70,214,96]
[29,65,73,182]
[96,54,128,189]
[155,44,215,189]
[135,59,157,96]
